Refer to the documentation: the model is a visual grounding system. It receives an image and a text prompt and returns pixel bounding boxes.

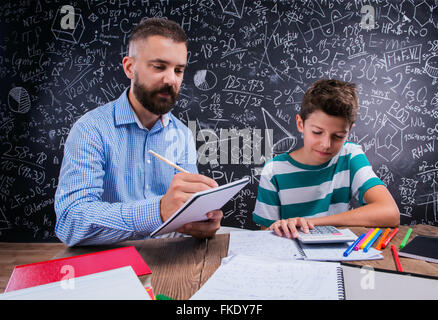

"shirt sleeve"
[349,143,385,206]
[54,119,162,246]
[252,160,281,227]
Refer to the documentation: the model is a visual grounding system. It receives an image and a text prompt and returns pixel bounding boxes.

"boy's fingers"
[299,218,310,233]
[281,219,291,238]
[286,219,299,238]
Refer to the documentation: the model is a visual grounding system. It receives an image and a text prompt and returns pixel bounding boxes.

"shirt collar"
[115,88,172,129]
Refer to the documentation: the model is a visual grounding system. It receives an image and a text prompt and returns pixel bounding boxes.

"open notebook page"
[190,255,343,300]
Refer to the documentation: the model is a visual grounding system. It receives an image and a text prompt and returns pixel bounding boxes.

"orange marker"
[381,227,399,249]
[375,228,391,250]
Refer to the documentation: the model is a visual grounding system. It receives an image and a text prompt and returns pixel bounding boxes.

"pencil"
[148,150,189,173]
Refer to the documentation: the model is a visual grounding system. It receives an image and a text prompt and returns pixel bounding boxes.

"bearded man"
[55,18,222,246]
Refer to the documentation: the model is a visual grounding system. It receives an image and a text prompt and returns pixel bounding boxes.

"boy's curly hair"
[300,79,358,125]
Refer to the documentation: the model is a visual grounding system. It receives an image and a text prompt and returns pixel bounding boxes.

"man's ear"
[122,56,135,80]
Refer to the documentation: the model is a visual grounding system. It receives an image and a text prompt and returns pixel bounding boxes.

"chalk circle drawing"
[8,87,31,114]
[425,55,438,84]
[194,69,217,91]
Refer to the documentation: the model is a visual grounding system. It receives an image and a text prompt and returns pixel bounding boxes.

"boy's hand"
[268,217,315,239]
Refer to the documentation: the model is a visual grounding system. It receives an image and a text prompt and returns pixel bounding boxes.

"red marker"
[381,227,399,249]
[391,245,403,272]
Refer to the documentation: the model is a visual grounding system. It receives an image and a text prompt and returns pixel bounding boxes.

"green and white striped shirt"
[252,142,384,227]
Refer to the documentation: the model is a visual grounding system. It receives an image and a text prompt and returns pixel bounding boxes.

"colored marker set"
[343,227,399,257]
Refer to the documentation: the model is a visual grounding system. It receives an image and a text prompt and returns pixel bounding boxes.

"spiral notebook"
[151,177,249,237]
[190,255,345,300]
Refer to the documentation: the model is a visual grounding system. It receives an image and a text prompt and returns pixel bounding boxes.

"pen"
[375,228,391,250]
[391,245,403,272]
[360,228,379,250]
[148,150,189,173]
[381,227,399,249]
[363,229,382,252]
[355,228,374,251]
[399,228,413,249]
[343,233,366,257]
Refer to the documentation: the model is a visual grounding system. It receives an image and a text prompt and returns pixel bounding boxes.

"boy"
[252,79,399,239]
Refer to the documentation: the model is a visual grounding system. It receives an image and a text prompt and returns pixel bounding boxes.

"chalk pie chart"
[8,87,31,114]
[194,70,217,91]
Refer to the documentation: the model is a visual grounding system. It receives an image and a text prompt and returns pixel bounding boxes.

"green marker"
[399,228,412,249]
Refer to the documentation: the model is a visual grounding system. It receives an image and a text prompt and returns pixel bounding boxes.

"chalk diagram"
[375,114,406,162]
[419,188,438,224]
[0,207,11,235]
[8,87,31,114]
[218,0,245,18]
[194,70,217,91]
[425,55,438,85]
[262,108,297,155]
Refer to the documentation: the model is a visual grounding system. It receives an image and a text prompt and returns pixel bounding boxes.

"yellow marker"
[360,228,380,250]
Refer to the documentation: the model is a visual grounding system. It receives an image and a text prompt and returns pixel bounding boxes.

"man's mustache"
[153,85,176,98]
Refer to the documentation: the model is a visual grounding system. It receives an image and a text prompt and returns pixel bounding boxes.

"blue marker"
[343,233,366,257]
[363,229,383,253]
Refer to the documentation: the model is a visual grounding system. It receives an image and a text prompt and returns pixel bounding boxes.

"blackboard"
[1,0,437,242]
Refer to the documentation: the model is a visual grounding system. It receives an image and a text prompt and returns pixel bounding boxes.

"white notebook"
[190,255,345,300]
[0,266,151,300]
[151,177,249,237]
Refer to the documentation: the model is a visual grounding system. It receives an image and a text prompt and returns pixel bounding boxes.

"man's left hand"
[177,210,223,239]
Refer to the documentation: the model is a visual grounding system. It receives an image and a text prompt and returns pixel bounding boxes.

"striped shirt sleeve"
[348,143,385,205]
[252,160,281,227]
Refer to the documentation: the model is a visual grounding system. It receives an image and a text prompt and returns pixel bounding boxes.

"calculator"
[297,226,356,244]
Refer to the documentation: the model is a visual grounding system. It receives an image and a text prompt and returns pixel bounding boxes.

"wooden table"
[0,224,437,299]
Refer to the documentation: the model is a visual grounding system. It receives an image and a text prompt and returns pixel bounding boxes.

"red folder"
[5,246,152,292]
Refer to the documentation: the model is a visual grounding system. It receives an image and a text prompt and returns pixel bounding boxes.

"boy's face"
[296,110,351,166]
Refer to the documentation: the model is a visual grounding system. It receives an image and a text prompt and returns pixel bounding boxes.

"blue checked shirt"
[54,89,198,246]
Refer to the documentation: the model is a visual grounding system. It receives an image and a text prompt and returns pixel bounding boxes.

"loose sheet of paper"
[190,255,342,300]
[228,230,304,260]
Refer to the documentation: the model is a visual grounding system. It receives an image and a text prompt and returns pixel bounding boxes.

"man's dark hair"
[129,17,187,47]
[300,79,358,125]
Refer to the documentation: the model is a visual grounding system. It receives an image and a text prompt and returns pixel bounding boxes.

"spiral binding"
[336,267,346,300]
[296,243,306,258]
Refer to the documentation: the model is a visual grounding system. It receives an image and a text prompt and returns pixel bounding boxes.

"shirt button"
[147,159,151,164]
[145,184,149,189]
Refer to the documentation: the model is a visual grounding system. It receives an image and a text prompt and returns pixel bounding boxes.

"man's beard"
[133,74,178,116]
